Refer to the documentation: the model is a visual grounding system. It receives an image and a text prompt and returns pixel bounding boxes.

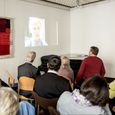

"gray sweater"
[57,90,112,115]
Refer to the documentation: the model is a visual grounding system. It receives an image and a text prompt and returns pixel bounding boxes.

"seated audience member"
[18,101,35,115]
[0,87,19,115]
[17,51,38,80]
[109,80,115,114]
[76,46,106,87]
[17,51,38,98]
[0,87,35,115]
[34,55,71,98]
[58,56,74,83]
[57,75,111,115]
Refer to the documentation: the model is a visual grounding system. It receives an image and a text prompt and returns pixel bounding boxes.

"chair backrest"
[18,76,35,103]
[19,76,35,91]
[33,91,58,109]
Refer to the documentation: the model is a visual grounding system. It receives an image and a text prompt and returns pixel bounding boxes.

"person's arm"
[103,104,112,115]
[100,62,106,77]
[75,60,86,82]
[57,78,72,96]
[70,68,74,82]
[7,71,15,87]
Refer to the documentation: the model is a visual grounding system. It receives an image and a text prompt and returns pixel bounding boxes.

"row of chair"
[18,76,59,115]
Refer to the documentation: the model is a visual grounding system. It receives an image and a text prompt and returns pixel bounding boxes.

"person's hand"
[7,71,15,87]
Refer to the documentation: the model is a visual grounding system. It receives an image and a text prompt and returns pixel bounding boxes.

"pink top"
[58,67,74,82]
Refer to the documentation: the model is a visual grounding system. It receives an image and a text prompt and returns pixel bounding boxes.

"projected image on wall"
[25,17,47,47]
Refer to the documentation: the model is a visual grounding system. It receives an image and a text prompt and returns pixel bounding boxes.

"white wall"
[0,0,70,82]
[70,0,115,78]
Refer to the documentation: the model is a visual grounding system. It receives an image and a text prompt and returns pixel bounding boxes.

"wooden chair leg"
[37,104,40,115]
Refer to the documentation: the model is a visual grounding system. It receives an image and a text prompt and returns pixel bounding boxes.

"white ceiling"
[41,0,107,7]
[41,0,77,7]
[21,0,107,9]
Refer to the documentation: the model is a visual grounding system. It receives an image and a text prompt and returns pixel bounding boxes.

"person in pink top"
[75,46,106,87]
[58,56,74,83]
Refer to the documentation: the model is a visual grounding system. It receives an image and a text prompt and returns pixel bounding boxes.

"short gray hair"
[0,87,19,115]
[26,51,36,63]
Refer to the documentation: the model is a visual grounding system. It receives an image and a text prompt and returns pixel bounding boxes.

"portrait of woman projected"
[25,17,47,47]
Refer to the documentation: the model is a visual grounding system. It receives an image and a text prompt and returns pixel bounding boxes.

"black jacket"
[18,62,37,79]
[34,72,71,98]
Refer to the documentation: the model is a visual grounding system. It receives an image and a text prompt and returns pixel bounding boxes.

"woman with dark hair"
[57,75,111,115]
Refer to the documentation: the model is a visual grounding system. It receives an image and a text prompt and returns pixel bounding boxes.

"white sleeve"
[103,104,112,115]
